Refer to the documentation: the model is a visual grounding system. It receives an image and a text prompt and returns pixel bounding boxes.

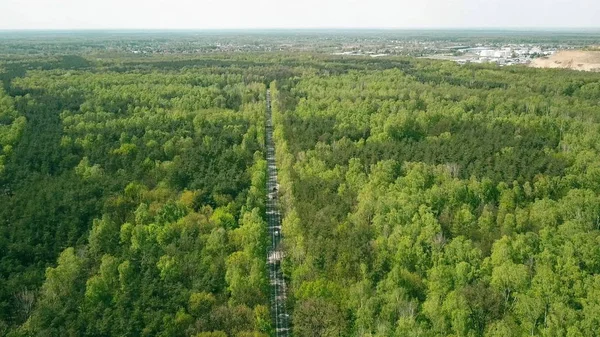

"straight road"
[265,89,290,336]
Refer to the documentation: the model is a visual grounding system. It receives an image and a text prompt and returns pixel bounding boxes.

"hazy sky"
[1,0,599,30]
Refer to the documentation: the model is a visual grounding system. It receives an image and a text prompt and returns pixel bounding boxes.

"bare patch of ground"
[530,51,600,72]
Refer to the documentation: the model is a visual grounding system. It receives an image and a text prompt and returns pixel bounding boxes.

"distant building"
[480,50,495,57]
[493,50,511,58]
[530,47,542,54]
[515,49,529,55]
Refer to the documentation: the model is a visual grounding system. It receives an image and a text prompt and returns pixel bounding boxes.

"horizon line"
[1,27,600,32]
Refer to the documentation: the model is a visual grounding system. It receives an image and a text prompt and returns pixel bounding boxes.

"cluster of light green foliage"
[270,58,600,336]
[0,86,25,176]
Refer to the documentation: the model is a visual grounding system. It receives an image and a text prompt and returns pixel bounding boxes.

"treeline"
[271,59,600,336]
[0,56,283,336]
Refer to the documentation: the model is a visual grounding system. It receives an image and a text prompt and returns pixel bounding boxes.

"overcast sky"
[1,0,599,30]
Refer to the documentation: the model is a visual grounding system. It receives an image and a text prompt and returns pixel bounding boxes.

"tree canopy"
[1,51,600,336]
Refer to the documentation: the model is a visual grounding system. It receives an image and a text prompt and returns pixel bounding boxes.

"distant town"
[0,30,596,63]
[425,44,558,65]
[330,42,565,66]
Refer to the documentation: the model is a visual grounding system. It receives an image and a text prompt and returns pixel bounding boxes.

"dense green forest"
[1,51,600,336]
[0,55,280,336]
[271,59,600,336]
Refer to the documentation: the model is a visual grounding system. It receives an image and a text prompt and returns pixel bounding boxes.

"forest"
[0,49,600,336]
[271,58,600,336]
[0,55,279,336]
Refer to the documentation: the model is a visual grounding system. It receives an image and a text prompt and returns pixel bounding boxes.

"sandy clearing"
[530,50,600,72]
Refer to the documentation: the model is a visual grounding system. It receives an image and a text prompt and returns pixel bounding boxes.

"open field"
[530,50,600,71]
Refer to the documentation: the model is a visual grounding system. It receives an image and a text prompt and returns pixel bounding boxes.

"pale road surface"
[265,89,290,336]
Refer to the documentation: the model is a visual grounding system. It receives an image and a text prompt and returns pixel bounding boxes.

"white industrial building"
[479,50,495,57]
[479,49,511,58]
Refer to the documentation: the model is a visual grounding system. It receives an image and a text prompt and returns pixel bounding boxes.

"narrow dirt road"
[265,89,290,336]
